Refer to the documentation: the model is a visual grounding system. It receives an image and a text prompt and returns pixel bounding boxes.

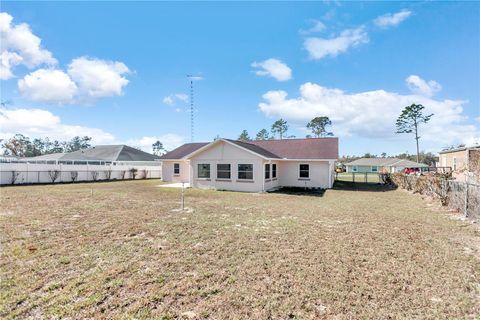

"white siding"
[278,161,331,189]
[189,141,265,192]
[161,160,190,183]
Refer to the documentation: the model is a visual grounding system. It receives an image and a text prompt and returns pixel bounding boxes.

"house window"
[265,164,270,179]
[272,164,277,178]
[197,164,210,178]
[352,166,358,172]
[371,166,378,172]
[217,164,231,179]
[238,164,253,180]
[299,164,310,178]
[174,163,180,175]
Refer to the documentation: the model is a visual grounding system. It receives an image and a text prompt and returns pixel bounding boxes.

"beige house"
[439,146,480,181]
[160,138,338,192]
[345,158,428,173]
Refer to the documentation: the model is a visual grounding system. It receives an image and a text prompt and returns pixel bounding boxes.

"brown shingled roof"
[225,139,282,159]
[159,142,209,159]
[247,138,338,159]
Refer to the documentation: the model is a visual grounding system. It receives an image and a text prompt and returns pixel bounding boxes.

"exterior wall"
[263,160,281,191]
[278,161,331,189]
[161,160,190,183]
[440,149,478,181]
[0,163,161,185]
[189,141,265,192]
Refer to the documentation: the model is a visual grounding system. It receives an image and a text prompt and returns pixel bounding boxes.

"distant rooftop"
[345,158,428,167]
[439,145,480,154]
[28,145,159,162]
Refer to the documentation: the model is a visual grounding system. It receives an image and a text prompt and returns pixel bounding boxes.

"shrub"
[70,171,78,182]
[129,168,138,179]
[91,171,99,181]
[48,170,60,183]
[104,169,112,180]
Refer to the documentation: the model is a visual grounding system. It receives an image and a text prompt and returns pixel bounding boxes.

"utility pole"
[187,75,195,142]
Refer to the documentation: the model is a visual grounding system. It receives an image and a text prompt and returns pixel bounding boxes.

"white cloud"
[405,75,442,97]
[187,75,203,81]
[18,69,77,104]
[374,9,412,28]
[125,134,185,153]
[0,107,115,144]
[251,58,292,82]
[67,56,130,98]
[304,26,369,60]
[16,56,132,104]
[163,95,174,106]
[258,82,479,147]
[299,20,326,35]
[0,12,56,79]
[175,93,189,102]
[163,93,189,107]
[0,107,186,152]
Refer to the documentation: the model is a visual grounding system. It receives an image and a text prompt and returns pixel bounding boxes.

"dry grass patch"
[1,180,479,319]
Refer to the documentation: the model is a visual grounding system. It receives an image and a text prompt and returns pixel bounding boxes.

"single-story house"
[160,138,338,192]
[439,145,480,181]
[24,145,160,166]
[345,158,428,173]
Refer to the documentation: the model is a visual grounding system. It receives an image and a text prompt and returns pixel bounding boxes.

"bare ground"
[1,180,479,319]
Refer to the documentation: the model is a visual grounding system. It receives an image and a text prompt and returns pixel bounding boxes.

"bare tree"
[10,171,20,185]
[48,170,60,183]
[70,171,78,182]
[91,171,99,181]
[104,169,112,180]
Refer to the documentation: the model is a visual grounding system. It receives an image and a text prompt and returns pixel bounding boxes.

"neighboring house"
[160,138,338,192]
[345,158,428,173]
[25,145,160,166]
[439,146,480,181]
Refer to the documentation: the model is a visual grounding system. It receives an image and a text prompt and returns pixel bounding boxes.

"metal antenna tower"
[187,75,195,142]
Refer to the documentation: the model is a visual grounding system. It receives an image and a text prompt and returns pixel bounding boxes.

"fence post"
[364,173,367,183]
[464,182,469,218]
[353,172,355,183]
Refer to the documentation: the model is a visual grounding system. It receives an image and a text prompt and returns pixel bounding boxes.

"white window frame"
[216,163,231,180]
[265,163,270,179]
[238,164,253,180]
[197,163,211,179]
[272,164,277,179]
[174,163,180,175]
[299,164,310,179]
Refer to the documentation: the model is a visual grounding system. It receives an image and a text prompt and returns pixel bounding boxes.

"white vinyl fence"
[0,163,162,185]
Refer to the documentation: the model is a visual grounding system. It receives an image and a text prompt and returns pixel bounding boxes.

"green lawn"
[1,180,479,319]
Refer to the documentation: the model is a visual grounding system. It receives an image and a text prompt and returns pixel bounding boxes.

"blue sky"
[1,1,479,156]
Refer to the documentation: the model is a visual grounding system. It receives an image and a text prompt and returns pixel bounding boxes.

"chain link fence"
[390,173,479,221]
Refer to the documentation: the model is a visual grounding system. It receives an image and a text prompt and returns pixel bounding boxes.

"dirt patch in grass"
[1,180,479,319]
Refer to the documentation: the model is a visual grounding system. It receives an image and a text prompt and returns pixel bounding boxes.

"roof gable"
[159,142,209,160]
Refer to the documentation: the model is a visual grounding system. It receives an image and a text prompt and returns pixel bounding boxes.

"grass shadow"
[268,187,326,197]
[333,180,397,192]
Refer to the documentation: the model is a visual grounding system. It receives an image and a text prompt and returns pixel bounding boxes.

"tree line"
[1,134,92,157]
[237,116,333,141]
